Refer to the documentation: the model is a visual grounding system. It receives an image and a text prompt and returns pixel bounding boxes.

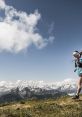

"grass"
[0,95,82,117]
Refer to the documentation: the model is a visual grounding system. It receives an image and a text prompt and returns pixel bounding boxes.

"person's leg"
[76,76,82,96]
[72,75,82,99]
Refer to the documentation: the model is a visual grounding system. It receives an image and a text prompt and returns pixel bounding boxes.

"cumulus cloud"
[0,0,55,53]
[0,0,6,9]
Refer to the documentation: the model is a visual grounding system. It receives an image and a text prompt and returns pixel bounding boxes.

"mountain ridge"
[0,78,77,103]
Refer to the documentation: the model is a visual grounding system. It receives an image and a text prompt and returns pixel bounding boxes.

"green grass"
[0,95,82,117]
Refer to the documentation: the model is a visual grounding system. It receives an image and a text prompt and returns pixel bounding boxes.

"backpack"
[75,58,82,68]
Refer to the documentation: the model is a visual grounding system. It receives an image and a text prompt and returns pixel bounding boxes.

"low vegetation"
[0,95,82,117]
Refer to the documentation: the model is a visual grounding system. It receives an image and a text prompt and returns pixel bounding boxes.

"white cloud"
[0,0,55,53]
[0,0,6,9]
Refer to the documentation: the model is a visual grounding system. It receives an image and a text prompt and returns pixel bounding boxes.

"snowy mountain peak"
[0,78,76,90]
[0,79,77,103]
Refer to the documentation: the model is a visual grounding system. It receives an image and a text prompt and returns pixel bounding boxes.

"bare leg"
[76,76,82,96]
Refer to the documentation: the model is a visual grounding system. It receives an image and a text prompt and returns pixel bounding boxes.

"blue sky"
[0,0,82,81]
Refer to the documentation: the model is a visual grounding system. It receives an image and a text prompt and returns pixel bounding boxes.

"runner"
[72,51,82,99]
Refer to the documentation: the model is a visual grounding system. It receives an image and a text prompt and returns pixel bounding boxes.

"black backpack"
[75,60,82,68]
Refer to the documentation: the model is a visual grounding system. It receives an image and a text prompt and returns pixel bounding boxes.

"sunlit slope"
[0,95,82,117]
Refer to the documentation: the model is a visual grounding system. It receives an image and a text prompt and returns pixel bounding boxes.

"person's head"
[73,51,81,59]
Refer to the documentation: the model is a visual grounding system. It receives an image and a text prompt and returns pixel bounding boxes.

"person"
[72,50,82,99]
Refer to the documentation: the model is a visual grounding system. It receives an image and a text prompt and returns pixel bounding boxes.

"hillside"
[0,95,82,117]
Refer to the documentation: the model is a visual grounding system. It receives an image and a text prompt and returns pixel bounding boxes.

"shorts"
[76,68,82,76]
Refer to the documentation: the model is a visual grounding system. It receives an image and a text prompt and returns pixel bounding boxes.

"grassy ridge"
[0,95,82,117]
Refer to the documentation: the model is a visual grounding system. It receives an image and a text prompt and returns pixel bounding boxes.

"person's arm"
[74,59,77,72]
[75,58,79,67]
[75,60,77,67]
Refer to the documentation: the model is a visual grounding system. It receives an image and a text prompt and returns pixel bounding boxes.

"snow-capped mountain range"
[0,78,77,94]
[0,78,77,103]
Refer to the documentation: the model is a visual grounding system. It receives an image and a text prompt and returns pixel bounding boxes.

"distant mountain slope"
[0,79,77,103]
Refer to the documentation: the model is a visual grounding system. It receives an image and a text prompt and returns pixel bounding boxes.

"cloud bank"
[0,0,54,53]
